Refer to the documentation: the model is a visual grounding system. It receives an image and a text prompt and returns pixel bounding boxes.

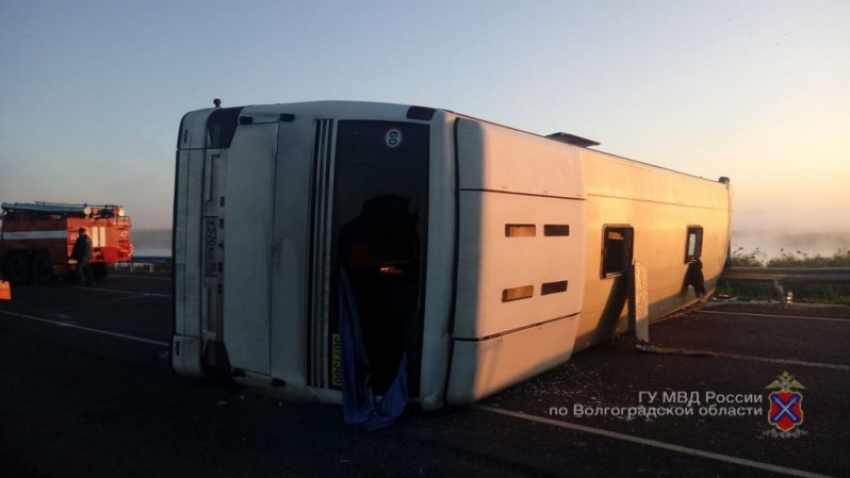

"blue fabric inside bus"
[339,267,408,430]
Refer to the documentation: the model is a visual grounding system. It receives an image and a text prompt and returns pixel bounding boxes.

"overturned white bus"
[171,101,731,411]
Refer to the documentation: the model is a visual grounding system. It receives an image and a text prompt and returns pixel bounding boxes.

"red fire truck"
[0,202,133,284]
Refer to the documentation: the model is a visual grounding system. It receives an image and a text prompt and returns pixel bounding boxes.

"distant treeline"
[729,248,850,267]
[720,249,850,305]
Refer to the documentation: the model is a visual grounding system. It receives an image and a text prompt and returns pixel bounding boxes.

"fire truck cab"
[0,202,133,284]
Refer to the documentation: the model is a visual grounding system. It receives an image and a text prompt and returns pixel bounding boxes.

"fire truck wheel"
[32,254,54,284]
[92,263,109,282]
[7,253,32,284]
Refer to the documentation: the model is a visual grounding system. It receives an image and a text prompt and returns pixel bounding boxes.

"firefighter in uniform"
[72,227,95,286]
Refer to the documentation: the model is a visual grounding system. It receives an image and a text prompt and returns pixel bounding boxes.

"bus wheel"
[92,263,109,282]
[32,253,54,284]
[7,253,32,283]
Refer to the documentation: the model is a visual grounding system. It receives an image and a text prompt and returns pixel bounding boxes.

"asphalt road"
[1,276,848,478]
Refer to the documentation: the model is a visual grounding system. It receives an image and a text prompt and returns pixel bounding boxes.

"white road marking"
[636,344,850,371]
[110,274,172,281]
[104,294,151,303]
[700,310,850,323]
[474,405,837,478]
[0,309,169,347]
[693,350,850,371]
[70,286,171,298]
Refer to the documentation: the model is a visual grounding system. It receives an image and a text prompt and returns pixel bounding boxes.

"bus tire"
[7,253,32,284]
[32,253,54,284]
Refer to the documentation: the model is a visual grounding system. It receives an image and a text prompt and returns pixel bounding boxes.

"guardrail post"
[772,279,786,304]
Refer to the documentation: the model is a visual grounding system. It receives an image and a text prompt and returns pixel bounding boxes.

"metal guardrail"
[127,256,172,265]
[114,256,172,273]
[720,267,850,303]
[721,267,850,282]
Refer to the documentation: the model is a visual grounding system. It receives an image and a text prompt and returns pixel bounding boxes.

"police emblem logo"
[766,371,805,435]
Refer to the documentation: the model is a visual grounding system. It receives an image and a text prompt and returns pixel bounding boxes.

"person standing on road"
[71,227,95,286]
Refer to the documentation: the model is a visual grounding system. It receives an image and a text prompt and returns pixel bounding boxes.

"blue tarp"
[339,267,408,431]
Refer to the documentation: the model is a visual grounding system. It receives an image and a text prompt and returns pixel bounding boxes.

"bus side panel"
[446,315,580,405]
[222,123,279,376]
[447,192,586,404]
[452,119,586,339]
[577,196,730,350]
[576,151,731,351]
[455,118,583,198]
[418,112,457,410]
[453,192,586,339]
[446,118,587,404]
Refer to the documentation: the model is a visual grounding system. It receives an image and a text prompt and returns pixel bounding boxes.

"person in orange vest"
[71,227,95,286]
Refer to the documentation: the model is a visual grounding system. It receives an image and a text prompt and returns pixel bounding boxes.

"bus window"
[543,224,570,236]
[505,224,536,237]
[602,226,633,278]
[686,226,703,263]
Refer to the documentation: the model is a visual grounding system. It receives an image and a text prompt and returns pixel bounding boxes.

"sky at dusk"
[1,0,848,255]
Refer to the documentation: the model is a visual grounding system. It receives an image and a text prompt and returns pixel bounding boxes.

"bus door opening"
[329,121,429,404]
